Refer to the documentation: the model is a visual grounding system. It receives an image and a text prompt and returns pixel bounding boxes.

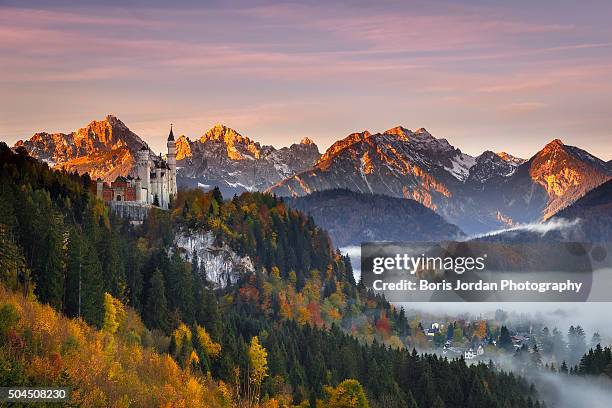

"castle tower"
[96,178,104,199]
[137,144,150,203]
[166,124,177,198]
[135,177,142,201]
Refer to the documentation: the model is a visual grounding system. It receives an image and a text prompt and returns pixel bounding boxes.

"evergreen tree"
[144,268,169,332]
[499,326,513,352]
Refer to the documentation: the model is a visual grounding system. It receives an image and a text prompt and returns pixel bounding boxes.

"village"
[419,319,540,361]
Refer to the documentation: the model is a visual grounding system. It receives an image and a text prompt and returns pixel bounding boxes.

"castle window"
[116,195,122,201]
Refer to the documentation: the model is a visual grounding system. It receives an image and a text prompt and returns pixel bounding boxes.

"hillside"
[285,189,463,247]
[553,178,612,242]
[0,142,543,407]
[0,286,224,407]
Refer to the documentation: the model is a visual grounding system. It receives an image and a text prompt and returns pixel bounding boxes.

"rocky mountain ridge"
[14,116,612,234]
[14,117,321,193]
[14,115,149,181]
[268,128,611,233]
[173,124,321,196]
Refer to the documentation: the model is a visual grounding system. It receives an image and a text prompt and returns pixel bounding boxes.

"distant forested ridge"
[0,143,542,407]
[285,189,463,247]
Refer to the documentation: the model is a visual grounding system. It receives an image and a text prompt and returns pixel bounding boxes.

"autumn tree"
[102,292,126,335]
[248,336,268,406]
[320,379,369,408]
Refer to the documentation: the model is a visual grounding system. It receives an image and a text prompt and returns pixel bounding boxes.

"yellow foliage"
[195,324,221,359]
[172,322,193,352]
[217,380,234,407]
[0,286,224,407]
[102,292,126,335]
[320,379,369,408]
[248,336,269,386]
[189,350,201,365]
[296,306,311,326]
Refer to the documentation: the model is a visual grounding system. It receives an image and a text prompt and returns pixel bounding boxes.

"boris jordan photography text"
[373,278,583,293]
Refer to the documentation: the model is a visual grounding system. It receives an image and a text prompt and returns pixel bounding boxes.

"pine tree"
[145,268,169,332]
[499,326,513,351]
[80,240,105,326]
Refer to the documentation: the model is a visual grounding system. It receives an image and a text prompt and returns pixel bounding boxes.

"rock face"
[175,124,321,197]
[466,151,525,185]
[285,189,464,247]
[14,115,148,181]
[471,139,612,232]
[175,230,254,288]
[269,126,474,209]
[268,127,611,234]
[528,139,611,218]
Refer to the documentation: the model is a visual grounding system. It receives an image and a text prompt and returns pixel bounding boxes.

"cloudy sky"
[1,0,611,158]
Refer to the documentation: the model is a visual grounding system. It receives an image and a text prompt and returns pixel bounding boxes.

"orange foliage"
[375,311,391,339]
[0,286,224,407]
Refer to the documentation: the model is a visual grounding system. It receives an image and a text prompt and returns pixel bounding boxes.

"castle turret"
[96,178,104,199]
[137,144,150,203]
[135,177,142,201]
[166,124,177,198]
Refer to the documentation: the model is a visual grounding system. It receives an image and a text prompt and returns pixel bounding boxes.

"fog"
[341,245,612,337]
[531,371,612,408]
[468,218,581,239]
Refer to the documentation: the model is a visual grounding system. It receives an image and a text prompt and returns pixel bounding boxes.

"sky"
[1,0,612,158]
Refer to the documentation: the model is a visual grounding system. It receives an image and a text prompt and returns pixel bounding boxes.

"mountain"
[472,139,612,231]
[466,151,525,185]
[269,126,473,213]
[14,118,321,193]
[269,129,611,234]
[14,115,149,181]
[268,126,514,233]
[553,178,612,242]
[174,124,320,196]
[285,189,464,247]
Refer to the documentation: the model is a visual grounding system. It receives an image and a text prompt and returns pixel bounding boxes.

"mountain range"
[13,116,320,196]
[14,115,612,235]
[268,128,612,234]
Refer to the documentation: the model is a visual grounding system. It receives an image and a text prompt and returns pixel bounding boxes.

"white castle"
[96,126,177,209]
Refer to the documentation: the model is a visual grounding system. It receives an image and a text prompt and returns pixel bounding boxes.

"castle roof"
[167,124,175,141]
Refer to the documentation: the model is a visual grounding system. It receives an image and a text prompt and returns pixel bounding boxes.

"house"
[464,348,476,360]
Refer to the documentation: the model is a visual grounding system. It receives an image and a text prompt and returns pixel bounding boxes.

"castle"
[96,126,178,209]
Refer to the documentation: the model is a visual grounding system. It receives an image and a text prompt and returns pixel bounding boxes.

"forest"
[0,142,550,407]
